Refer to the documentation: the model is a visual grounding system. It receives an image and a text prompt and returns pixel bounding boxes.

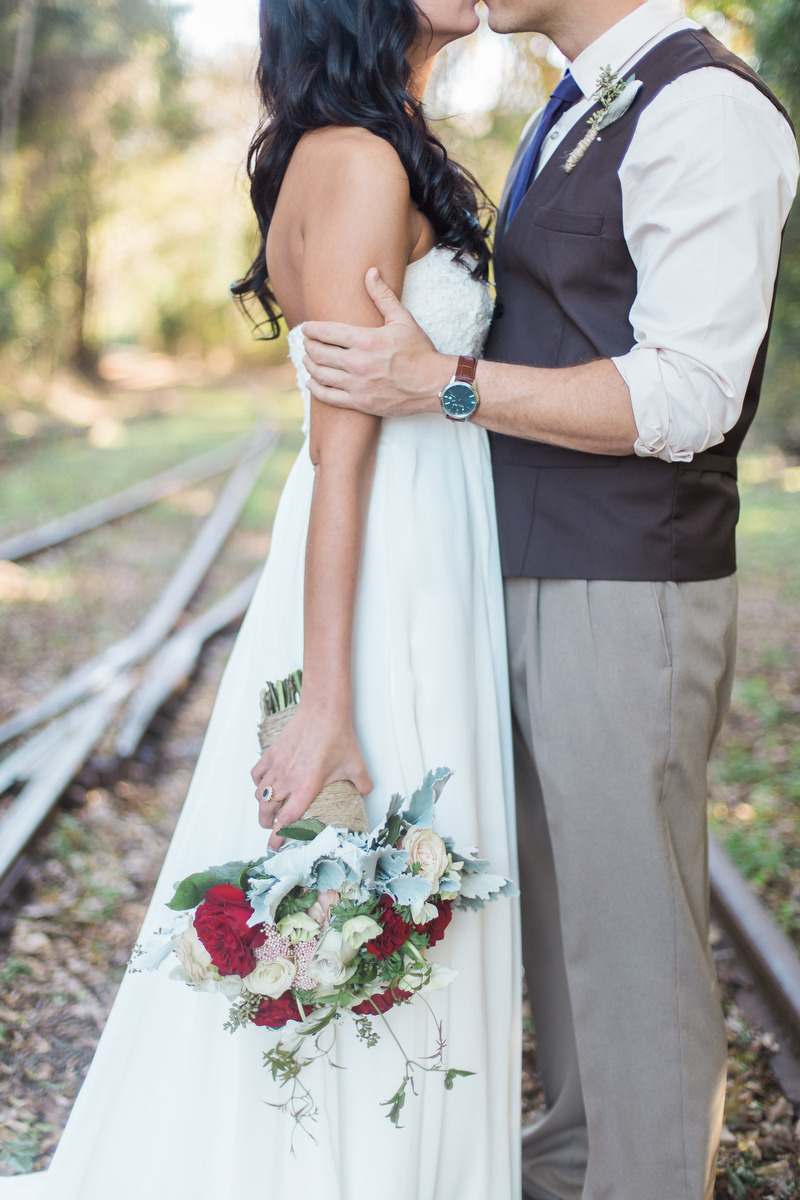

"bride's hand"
[250,705,373,850]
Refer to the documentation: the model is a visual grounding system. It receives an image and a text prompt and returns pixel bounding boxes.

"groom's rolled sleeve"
[611,66,799,464]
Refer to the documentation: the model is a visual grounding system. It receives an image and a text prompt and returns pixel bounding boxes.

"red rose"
[252,993,302,1028]
[352,987,411,1016]
[193,884,265,977]
[365,895,412,960]
[417,900,454,947]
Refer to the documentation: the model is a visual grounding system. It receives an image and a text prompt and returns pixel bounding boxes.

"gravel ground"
[2,434,800,1191]
[709,581,800,953]
[0,629,797,1194]
[0,633,236,1175]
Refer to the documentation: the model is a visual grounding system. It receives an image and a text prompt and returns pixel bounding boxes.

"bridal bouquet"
[131,766,516,1131]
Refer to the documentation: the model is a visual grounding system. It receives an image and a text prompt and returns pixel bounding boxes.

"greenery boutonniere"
[564,65,643,174]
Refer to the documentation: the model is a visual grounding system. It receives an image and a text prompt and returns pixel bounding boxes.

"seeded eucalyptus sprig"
[224,993,262,1033]
[564,65,642,174]
[259,669,303,719]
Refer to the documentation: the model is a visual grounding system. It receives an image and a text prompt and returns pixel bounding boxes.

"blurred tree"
[751,0,800,449]
[0,0,197,374]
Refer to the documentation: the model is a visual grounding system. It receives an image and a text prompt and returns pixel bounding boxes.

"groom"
[303,0,799,1196]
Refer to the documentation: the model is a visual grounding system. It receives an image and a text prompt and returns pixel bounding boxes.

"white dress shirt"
[525,0,799,462]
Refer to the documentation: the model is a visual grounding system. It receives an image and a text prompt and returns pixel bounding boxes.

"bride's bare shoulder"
[288,126,409,200]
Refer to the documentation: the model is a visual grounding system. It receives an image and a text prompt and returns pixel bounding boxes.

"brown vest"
[485,29,793,581]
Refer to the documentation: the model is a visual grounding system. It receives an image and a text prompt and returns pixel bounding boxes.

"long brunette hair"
[231,0,492,338]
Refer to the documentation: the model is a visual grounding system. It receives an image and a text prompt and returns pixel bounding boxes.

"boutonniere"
[564,65,643,174]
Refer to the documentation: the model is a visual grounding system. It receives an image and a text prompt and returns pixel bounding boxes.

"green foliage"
[717,741,771,786]
[0,0,197,365]
[381,1076,410,1126]
[167,870,221,910]
[0,954,32,986]
[167,859,260,908]
[223,993,261,1033]
[353,1013,379,1047]
[276,818,326,842]
[443,1068,475,1091]
[275,889,318,922]
[751,0,800,447]
[0,1133,40,1175]
[724,820,786,886]
[378,813,403,848]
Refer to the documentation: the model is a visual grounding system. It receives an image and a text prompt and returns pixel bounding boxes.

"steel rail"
[0,425,271,563]
[0,426,276,749]
[709,835,800,1044]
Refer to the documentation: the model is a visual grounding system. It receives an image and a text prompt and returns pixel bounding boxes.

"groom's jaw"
[484,0,649,61]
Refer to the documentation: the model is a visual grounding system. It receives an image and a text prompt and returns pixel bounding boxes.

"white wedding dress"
[17,247,521,1200]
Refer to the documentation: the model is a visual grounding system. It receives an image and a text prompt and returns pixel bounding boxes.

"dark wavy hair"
[231,0,493,338]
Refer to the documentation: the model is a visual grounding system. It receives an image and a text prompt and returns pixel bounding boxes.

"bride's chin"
[418,2,481,43]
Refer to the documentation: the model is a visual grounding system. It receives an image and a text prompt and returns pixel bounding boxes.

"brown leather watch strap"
[454,355,478,384]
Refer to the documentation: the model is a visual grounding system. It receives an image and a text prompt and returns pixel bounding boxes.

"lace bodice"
[287,246,493,435]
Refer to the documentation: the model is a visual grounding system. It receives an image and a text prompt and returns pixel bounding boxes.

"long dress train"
[31,246,521,1200]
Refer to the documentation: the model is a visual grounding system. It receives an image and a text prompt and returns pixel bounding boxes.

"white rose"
[171,923,213,982]
[277,911,322,944]
[402,828,449,884]
[340,880,363,902]
[308,929,358,992]
[341,915,383,951]
[244,957,297,998]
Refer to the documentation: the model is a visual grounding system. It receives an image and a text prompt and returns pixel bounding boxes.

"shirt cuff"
[612,349,696,464]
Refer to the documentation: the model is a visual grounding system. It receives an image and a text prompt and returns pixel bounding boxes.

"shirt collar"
[568,0,685,98]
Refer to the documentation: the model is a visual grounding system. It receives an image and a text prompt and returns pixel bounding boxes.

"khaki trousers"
[506,577,737,1200]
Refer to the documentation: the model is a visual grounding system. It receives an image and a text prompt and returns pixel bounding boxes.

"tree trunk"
[72,170,97,377]
[0,0,39,260]
[0,0,38,185]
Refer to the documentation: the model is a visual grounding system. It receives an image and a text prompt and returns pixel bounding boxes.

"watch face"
[442,381,478,418]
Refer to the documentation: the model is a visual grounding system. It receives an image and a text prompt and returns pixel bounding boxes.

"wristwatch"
[439,355,480,422]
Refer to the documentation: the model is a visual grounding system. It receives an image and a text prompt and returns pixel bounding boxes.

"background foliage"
[0,0,798,447]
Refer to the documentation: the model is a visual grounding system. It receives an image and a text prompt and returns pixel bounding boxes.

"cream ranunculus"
[308,929,358,992]
[172,922,213,982]
[402,827,449,884]
[340,880,362,902]
[341,914,383,951]
[244,957,297,998]
[277,911,322,944]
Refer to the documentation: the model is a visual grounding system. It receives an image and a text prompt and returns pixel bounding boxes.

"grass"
[0,382,304,542]
[0,371,305,729]
[709,450,800,945]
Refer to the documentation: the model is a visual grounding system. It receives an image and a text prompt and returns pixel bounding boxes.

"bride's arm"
[251,129,417,848]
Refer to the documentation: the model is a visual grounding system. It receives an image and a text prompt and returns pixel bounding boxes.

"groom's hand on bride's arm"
[303,268,639,457]
[303,267,452,418]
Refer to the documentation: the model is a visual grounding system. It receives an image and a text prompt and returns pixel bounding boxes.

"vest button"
[494,301,505,320]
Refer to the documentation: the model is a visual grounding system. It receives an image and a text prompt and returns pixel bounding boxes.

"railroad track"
[2,432,800,1195]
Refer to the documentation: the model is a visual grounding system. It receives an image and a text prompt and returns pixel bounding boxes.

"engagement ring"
[262,785,274,803]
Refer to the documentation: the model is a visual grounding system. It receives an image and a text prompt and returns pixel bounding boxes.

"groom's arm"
[304,70,799,459]
[304,309,637,455]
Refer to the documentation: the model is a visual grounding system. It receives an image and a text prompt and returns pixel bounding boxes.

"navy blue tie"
[506,70,584,226]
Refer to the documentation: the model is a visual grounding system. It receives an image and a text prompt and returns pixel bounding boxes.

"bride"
[32,1,520,1197]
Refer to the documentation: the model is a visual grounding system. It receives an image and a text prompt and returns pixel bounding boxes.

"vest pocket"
[532,208,604,237]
